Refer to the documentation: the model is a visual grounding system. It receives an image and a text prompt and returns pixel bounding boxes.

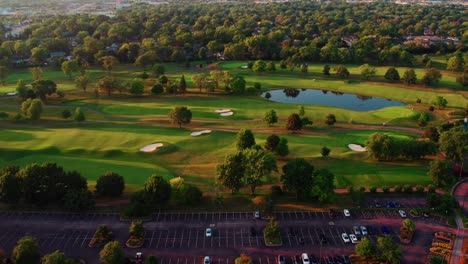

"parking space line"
[225,229,228,247]
[179,229,184,248]
[80,231,89,247]
[241,228,244,247]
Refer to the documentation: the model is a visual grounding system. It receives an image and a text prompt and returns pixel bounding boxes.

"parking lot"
[365,195,427,209]
[156,255,354,264]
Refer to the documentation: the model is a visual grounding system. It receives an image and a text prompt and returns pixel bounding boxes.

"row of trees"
[366,133,437,161]
[354,235,402,264]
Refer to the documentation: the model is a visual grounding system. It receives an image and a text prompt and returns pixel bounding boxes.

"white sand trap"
[220,111,234,116]
[240,65,248,69]
[6,92,17,96]
[348,144,366,152]
[215,109,231,113]
[190,130,212,136]
[139,143,163,152]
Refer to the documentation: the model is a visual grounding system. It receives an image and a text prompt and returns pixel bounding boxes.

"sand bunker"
[215,109,231,113]
[6,92,17,96]
[220,111,234,116]
[139,143,163,152]
[240,65,248,69]
[348,144,366,152]
[190,130,212,136]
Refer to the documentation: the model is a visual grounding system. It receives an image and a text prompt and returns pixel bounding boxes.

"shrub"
[429,106,435,111]
[393,185,402,193]
[61,109,72,119]
[151,83,164,94]
[346,186,353,194]
[403,184,413,193]
[427,184,436,193]
[415,185,425,194]
[140,71,149,79]
[416,98,421,103]
[369,187,377,193]
[382,186,390,193]
[359,186,366,193]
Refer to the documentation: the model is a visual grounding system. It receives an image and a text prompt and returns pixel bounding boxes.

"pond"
[261,88,406,111]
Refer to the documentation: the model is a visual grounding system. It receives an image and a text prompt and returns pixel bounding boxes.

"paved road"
[0,211,458,264]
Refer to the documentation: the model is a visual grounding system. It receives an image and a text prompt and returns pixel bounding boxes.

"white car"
[341,233,350,243]
[254,211,261,219]
[349,234,358,244]
[205,228,212,237]
[343,209,350,217]
[399,210,407,218]
[301,253,310,264]
[360,226,368,235]
[204,256,210,264]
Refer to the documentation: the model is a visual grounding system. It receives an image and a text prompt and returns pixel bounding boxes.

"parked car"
[399,210,407,218]
[326,257,335,264]
[343,209,350,217]
[341,233,350,243]
[343,256,351,264]
[352,225,361,235]
[278,255,286,264]
[423,212,430,218]
[381,225,390,235]
[294,255,301,264]
[374,200,382,208]
[329,209,336,218]
[135,252,143,264]
[204,256,210,264]
[302,253,310,264]
[394,202,401,208]
[349,234,358,244]
[205,228,212,237]
[310,255,319,264]
[386,202,395,208]
[254,211,261,219]
[335,256,345,264]
[360,226,368,235]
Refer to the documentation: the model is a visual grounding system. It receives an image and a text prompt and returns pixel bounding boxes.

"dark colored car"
[335,256,345,264]
[326,256,335,264]
[278,255,286,264]
[310,255,319,264]
[381,225,390,235]
[343,256,351,264]
[394,202,401,208]
[374,200,382,208]
[386,202,395,208]
[250,227,257,236]
[329,209,336,218]
[294,255,301,264]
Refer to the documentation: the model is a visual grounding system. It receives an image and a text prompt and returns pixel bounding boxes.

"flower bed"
[399,227,414,244]
[126,221,145,248]
[435,231,455,241]
[431,241,452,250]
[125,235,144,248]
[88,225,113,248]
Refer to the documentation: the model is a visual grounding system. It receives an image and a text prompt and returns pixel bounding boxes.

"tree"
[0,165,21,203]
[16,79,28,100]
[298,105,305,116]
[421,69,442,86]
[456,67,468,87]
[99,241,124,264]
[384,67,400,82]
[30,47,48,65]
[152,64,165,77]
[236,129,256,150]
[311,169,335,202]
[447,56,463,72]
[61,60,78,80]
[30,67,43,81]
[151,83,164,95]
[21,98,43,120]
[217,152,245,193]
[355,237,376,260]
[322,64,331,75]
[325,114,336,126]
[321,147,331,157]
[359,64,376,80]
[0,66,8,85]
[402,218,415,232]
[144,175,172,208]
[418,112,429,127]
[275,138,289,157]
[266,61,276,71]
[169,106,192,128]
[431,96,448,109]
[366,133,397,161]
[230,75,246,94]
[263,110,278,126]
[424,126,440,142]
[31,80,57,100]
[243,148,277,195]
[42,250,74,264]
[252,60,267,73]
[11,236,40,264]
[191,73,206,92]
[265,134,280,152]
[75,75,90,92]
[335,65,350,78]
[63,189,94,211]
[74,107,86,122]
[99,56,119,74]
[129,80,144,96]
[377,235,402,264]
[427,160,454,187]
[281,158,314,200]
[401,69,417,84]
[95,172,125,197]
[179,75,187,93]
[286,113,303,131]
[439,126,468,179]
[210,70,224,90]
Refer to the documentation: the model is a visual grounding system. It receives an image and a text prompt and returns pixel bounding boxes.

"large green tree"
[281,158,314,200]
[217,152,245,193]
[42,250,74,264]
[355,237,376,260]
[21,98,43,120]
[263,110,278,126]
[377,235,402,264]
[0,165,21,203]
[12,236,41,264]
[144,175,172,207]
[428,160,453,187]
[169,106,192,128]
[236,129,256,150]
[242,148,277,195]
[366,133,398,161]
[311,169,335,202]
[439,126,468,178]
[95,172,125,197]
[286,113,303,131]
[99,241,124,264]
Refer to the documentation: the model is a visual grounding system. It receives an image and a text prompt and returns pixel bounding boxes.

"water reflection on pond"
[262,88,405,111]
